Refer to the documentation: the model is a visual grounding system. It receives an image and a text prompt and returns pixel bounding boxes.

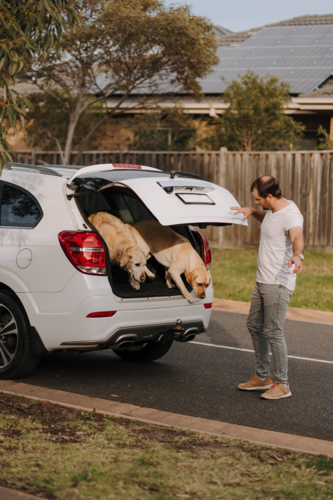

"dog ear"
[186,270,198,286]
[119,253,131,268]
[88,213,102,229]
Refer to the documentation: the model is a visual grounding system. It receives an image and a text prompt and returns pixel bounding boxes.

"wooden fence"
[13,148,333,251]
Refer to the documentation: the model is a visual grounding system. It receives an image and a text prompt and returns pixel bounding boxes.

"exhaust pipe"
[111,335,136,350]
[175,327,198,343]
[157,322,200,343]
[113,340,135,350]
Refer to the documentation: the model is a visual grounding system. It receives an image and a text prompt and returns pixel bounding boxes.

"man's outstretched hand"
[231,206,253,221]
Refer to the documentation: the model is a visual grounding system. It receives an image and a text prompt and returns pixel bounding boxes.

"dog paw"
[147,273,156,280]
[130,281,140,290]
[187,296,195,303]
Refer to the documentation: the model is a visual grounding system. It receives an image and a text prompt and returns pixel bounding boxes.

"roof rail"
[7,162,62,177]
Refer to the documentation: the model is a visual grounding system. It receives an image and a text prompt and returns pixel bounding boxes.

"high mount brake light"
[112,164,141,169]
[196,231,211,267]
[58,231,106,275]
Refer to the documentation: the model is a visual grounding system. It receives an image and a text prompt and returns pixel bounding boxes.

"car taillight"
[204,303,213,309]
[196,231,211,268]
[58,231,106,275]
[87,311,117,318]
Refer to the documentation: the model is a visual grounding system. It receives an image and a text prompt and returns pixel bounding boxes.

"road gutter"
[1,379,332,458]
[213,298,333,325]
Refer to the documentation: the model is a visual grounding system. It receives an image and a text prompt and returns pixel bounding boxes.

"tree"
[128,107,197,151]
[0,1,77,168]
[316,125,333,150]
[204,71,304,151]
[27,0,218,164]
[25,90,106,161]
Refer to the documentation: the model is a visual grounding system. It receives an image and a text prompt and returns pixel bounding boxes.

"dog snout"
[201,293,206,299]
[140,274,146,281]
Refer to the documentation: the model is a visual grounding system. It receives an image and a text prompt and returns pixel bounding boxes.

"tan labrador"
[88,212,154,290]
[129,220,211,303]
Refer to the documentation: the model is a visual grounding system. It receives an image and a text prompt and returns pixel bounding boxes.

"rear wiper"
[169,170,202,180]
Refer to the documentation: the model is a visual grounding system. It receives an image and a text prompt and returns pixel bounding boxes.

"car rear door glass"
[0,182,42,228]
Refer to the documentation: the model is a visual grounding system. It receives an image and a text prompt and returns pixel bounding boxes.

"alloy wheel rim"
[0,304,18,369]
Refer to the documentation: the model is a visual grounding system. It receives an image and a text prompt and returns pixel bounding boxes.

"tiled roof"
[212,25,233,37]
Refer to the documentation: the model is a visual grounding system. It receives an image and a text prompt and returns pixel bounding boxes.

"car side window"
[0,182,42,228]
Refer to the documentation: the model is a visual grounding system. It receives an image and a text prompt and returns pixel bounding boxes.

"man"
[231,175,304,400]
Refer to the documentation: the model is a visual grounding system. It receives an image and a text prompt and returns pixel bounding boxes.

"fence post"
[219,147,228,187]
[218,147,228,249]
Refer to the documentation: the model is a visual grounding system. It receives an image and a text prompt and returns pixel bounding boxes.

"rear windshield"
[73,170,171,223]
[76,185,156,224]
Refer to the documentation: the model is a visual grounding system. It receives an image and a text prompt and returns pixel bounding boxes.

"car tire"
[113,339,173,362]
[0,292,40,379]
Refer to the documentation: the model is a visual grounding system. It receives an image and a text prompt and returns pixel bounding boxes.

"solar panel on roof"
[279,57,325,67]
[290,67,331,80]
[287,46,331,57]
[254,27,296,37]
[200,24,333,94]
[242,37,281,47]
[319,35,333,45]
[250,47,291,58]
[217,48,252,59]
[322,55,333,64]
[284,35,325,46]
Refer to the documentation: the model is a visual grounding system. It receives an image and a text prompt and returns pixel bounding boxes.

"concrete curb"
[213,298,333,325]
[1,380,332,458]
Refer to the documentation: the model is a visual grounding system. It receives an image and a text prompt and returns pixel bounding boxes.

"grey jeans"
[246,282,293,385]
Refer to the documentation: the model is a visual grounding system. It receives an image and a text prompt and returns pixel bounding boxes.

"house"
[10,14,333,152]
[101,14,333,150]
[194,14,333,150]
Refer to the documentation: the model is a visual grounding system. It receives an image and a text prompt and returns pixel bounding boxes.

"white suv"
[0,162,246,378]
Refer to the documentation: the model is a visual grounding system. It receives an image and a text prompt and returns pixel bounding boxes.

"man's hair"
[251,175,282,199]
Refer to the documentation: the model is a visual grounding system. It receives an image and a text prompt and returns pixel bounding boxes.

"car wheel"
[113,339,173,362]
[0,292,40,379]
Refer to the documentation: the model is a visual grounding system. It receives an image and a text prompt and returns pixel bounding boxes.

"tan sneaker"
[260,381,292,399]
[238,374,273,391]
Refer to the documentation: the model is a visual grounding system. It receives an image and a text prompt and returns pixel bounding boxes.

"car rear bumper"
[60,319,205,350]
[17,273,213,350]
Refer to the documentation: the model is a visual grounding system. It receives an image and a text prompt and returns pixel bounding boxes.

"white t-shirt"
[256,200,303,291]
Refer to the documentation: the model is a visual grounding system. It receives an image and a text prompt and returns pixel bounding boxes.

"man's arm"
[288,226,305,274]
[230,206,266,223]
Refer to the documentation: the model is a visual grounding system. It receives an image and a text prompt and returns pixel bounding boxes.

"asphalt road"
[19,310,333,442]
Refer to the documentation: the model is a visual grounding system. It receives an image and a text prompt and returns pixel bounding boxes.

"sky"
[162,0,333,32]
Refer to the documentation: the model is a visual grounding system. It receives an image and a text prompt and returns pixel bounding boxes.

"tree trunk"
[63,90,84,165]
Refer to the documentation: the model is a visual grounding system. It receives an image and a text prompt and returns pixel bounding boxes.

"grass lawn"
[0,393,333,500]
[210,249,333,312]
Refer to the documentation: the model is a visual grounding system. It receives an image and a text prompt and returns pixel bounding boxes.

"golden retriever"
[88,212,154,290]
[129,220,211,303]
